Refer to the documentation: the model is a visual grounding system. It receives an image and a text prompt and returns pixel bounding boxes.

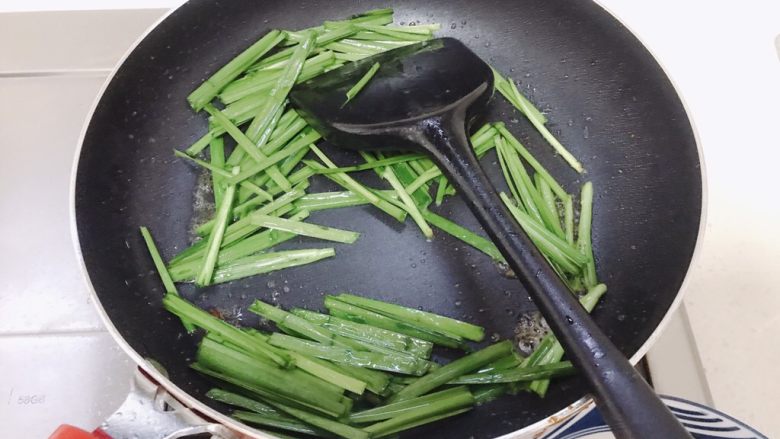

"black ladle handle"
[416,114,692,439]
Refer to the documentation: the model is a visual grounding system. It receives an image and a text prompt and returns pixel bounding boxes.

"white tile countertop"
[0,1,777,438]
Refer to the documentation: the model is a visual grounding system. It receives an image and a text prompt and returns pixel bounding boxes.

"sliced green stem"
[333,294,484,342]
[389,341,512,403]
[249,213,360,244]
[344,61,380,104]
[422,211,505,263]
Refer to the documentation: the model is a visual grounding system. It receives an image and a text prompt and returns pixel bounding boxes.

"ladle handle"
[416,114,692,439]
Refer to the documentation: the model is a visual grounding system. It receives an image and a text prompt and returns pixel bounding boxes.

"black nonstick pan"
[73,0,703,438]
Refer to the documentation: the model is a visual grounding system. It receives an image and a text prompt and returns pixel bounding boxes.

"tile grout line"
[0,329,111,338]
[0,69,112,78]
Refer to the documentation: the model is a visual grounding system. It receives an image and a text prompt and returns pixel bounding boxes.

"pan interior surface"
[74,1,702,437]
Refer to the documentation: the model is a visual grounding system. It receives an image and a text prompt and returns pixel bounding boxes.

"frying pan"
[72,0,703,438]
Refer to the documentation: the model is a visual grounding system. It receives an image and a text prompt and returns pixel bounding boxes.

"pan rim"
[68,1,708,438]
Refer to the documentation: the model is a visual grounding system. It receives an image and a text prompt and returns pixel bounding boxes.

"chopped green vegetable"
[249,212,360,244]
[382,166,433,238]
[422,211,505,263]
[187,30,284,110]
[162,294,291,367]
[344,61,380,104]
[139,227,177,295]
[448,361,574,384]
[268,333,430,375]
[577,182,598,288]
[349,386,470,423]
[389,341,512,403]
[291,308,433,359]
[364,389,474,437]
[324,296,465,349]
[334,294,485,342]
[210,248,335,284]
[196,182,236,286]
[232,410,328,436]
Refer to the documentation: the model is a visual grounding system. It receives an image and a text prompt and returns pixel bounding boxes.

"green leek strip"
[448,361,575,384]
[360,152,431,209]
[493,74,582,172]
[287,352,367,395]
[175,186,307,269]
[291,308,433,359]
[196,182,236,287]
[382,167,433,238]
[355,24,432,41]
[228,130,320,185]
[344,62,380,104]
[492,71,547,125]
[187,30,284,110]
[497,135,544,223]
[239,180,273,202]
[228,100,286,169]
[389,341,511,403]
[210,249,335,284]
[249,299,353,346]
[394,161,432,209]
[334,51,372,61]
[168,212,307,282]
[434,175,448,206]
[197,334,344,401]
[249,213,360,244]
[268,333,430,375]
[232,410,327,437]
[306,149,406,222]
[535,172,566,240]
[234,162,313,217]
[139,228,195,332]
[500,192,586,270]
[577,182,598,288]
[203,103,264,163]
[203,104,292,191]
[313,154,425,174]
[495,136,524,209]
[334,294,485,342]
[330,362,391,396]
[246,330,368,395]
[495,123,568,199]
[206,388,281,416]
[376,408,473,438]
[324,296,464,349]
[139,227,178,295]
[190,361,351,417]
[220,43,328,105]
[224,183,309,242]
[421,211,504,263]
[200,181,307,244]
[476,352,525,374]
[249,300,403,358]
[293,190,397,212]
[528,284,607,396]
[162,294,291,367]
[365,391,474,437]
[325,41,384,56]
[259,397,370,439]
[471,385,508,405]
[349,387,470,423]
[184,105,299,157]
[209,137,226,206]
[564,194,574,245]
[349,31,419,42]
[321,9,394,30]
